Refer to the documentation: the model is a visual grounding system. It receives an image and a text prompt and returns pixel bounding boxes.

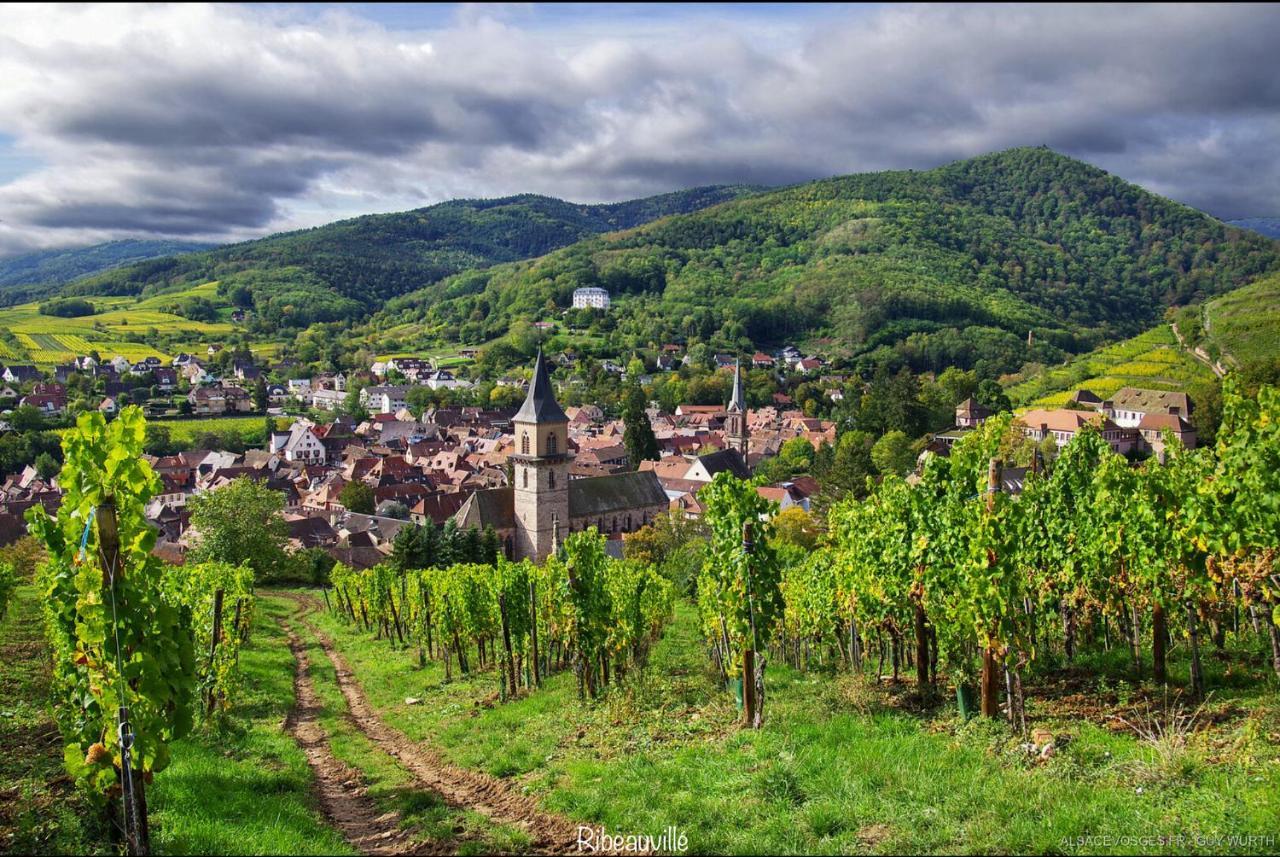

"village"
[0,328,1197,567]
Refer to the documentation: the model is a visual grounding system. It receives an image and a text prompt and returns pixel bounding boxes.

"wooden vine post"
[97,496,151,856]
[980,459,1002,719]
[742,520,760,729]
[206,588,224,712]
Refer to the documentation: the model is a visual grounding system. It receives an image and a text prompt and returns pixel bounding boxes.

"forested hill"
[0,239,215,303]
[373,147,1279,377]
[53,186,759,329]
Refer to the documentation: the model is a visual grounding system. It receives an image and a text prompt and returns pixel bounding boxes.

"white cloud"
[0,2,1277,255]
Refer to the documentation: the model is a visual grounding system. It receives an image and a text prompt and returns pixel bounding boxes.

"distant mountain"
[1228,218,1280,240]
[0,239,216,302]
[56,186,761,330]
[371,147,1280,377]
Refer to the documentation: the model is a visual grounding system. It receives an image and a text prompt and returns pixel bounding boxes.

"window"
[548,470,556,489]
[521,433,529,455]
[522,468,528,488]
[547,432,558,455]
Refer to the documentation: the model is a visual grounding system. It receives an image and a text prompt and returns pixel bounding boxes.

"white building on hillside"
[572,287,610,310]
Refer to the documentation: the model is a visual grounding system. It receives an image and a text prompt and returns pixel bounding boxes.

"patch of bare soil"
[281,592,585,854]
[283,622,433,855]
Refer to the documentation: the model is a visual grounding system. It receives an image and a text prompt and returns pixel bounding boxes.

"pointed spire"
[727,358,745,413]
[514,348,568,424]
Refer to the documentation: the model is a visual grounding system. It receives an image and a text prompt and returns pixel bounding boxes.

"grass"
[146,597,354,855]
[303,595,1280,855]
[0,584,104,855]
[1008,326,1213,408]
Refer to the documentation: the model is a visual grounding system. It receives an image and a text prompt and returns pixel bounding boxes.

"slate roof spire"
[514,348,568,424]
[727,358,745,413]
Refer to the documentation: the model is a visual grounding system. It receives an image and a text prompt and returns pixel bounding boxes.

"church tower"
[512,349,570,562]
[725,358,750,459]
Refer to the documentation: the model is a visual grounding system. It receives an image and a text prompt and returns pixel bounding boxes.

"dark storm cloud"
[0,3,1277,255]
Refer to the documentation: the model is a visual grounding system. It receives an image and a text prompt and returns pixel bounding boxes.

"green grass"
[279,598,535,854]
[147,598,354,856]
[0,584,105,855]
[1008,326,1213,408]
[303,595,1280,855]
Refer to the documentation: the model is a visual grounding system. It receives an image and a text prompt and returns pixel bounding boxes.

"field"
[1007,326,1214,408]
[0,286,236,366]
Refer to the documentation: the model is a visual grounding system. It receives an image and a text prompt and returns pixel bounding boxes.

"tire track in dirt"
[279,592,585,854]
[283,621,445,856]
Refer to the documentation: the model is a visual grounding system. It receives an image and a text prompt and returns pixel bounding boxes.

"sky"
[1,2,1278,256]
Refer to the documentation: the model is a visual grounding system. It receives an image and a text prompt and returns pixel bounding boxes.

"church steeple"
[512,349,569,563]
[514,348,568,424]
[725,358,749,459]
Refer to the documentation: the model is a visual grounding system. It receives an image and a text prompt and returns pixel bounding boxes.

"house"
[425,369,469,390]
[20,392,66,415]
[1015,409,1136,454]
[955,398,992,428]
[188,386,227,415]
[2,365,39,384]
[752,352,775,369]
[1137,413,1197,456]
[684,449,751,483]
[153,368,177,391]
[1103,388,1193,429]
[360,385,410,414]
[572,287,610,309]
[310,389,346,411]
[281,423,327,464]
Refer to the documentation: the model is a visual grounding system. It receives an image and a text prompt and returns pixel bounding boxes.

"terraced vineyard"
[1007,325,1213,407]
[0,286,237,366]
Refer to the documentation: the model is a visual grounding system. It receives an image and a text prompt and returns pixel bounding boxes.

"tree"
[253,376,268,413]
[340,481,375,514]
[871,430,916,477]
[188,477,290,582]
[621,383,659,467]
[976,378,1013,414]
[774,507,820,550]
[33,451,59,480]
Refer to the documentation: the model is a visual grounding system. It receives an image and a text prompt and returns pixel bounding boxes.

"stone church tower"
[725,358,749,458]
[512,349,570,562]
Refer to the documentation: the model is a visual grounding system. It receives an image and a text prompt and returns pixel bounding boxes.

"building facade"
[572,287,611,310]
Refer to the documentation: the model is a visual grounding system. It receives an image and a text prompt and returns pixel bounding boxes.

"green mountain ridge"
[363,147,1279,378]
[0,239,216,302]
[52,186,761,330]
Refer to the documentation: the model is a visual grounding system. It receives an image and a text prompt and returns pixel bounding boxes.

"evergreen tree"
[621,383,659,467]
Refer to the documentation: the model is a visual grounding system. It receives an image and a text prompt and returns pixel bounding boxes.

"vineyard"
[1007,325,1214,408]
[3,385,1280,854]
[0,295,235,366]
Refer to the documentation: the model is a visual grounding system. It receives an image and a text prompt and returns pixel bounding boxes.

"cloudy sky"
[1,2,1278,256]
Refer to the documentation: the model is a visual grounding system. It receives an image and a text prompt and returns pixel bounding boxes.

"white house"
[572,287,610,310]
[281,423,326,464]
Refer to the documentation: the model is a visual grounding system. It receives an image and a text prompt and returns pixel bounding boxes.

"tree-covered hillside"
[0,239,215,303]
[56,187,758,330]
[370,148,1278,378]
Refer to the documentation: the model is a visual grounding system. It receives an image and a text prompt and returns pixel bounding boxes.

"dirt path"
[279,592,584,854]
[283,622,430,855]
